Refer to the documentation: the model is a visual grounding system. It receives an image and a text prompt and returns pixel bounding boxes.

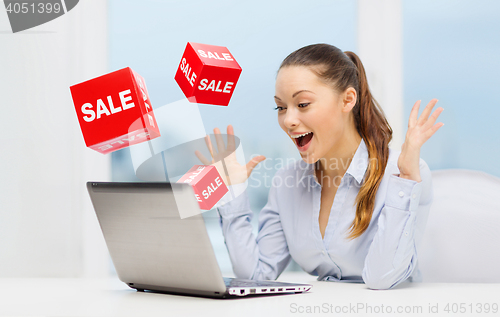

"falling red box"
[70,67,160,154]
[177,165,228,210]
[174,42,242,106]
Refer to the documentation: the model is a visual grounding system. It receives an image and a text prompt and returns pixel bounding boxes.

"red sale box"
[177,165,228,210]
[70,67,160,154]
[174,42,242,106]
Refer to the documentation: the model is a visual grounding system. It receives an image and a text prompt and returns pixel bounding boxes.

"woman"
[197,43,444,290]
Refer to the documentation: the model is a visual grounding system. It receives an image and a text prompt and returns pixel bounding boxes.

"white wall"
[0,0,110,277]
[358,0,404,151]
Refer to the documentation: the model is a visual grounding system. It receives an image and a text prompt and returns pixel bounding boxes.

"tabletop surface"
[1,272,499,317]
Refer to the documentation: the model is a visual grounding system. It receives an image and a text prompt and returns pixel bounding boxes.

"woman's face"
[274,66,356,165]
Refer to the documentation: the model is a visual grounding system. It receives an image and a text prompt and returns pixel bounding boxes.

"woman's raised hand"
[398,99,444,182]
[194,125,266,186]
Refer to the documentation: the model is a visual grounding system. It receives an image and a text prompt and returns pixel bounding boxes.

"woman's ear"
[341,87,357,113]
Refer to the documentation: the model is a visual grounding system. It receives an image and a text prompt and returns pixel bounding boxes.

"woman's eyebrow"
[274,90,315,101]
[293,90,315,98]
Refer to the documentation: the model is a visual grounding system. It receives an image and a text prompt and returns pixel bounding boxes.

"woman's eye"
[274,103,308,111]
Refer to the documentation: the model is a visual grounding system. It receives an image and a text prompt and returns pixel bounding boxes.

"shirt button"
[405,232,409,236]
[398,191,404,197]
[322,250,326,256]
[412,194,416,199]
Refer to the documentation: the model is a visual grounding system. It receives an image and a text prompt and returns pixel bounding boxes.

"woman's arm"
[362,159,433,289]
[216,169,291,280]
[362,99,442,289]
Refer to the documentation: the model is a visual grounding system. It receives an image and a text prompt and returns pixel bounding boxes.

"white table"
[1,272,499,317]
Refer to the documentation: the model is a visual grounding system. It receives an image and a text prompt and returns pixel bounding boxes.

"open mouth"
[294,132,314,148]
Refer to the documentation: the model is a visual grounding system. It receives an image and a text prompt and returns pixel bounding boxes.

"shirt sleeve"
[215,169,292,281]
[362,158,434,290]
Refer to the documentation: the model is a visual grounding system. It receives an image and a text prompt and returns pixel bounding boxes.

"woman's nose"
[283,107,300,128]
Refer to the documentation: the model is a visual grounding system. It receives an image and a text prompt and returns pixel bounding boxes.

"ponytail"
[343,51,393,240]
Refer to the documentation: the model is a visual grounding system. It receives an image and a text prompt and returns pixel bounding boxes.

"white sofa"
[418,169,500,283]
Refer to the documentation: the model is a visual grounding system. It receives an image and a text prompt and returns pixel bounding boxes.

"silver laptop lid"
[87,182,227,294]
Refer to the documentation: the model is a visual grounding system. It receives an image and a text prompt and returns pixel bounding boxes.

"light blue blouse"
[215,138,433,290]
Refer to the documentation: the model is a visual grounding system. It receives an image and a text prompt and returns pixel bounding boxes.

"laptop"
[87,181,312,298]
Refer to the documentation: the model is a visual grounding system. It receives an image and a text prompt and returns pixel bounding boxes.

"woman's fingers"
[408,100,421,128]
[424,121,445,140]
[213,127,226,153]
[227,124,236,152]
[246,155,266,177]
[422,106,444,131]
[194,150,212,165]
[417,99,439,126]
[204,134,215,160]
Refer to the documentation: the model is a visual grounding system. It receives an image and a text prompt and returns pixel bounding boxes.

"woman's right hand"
[194,125,266,186]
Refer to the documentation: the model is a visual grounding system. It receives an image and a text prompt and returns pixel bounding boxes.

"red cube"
[70,67,160,154]
[177,165,228,211]
[174,42,242,106]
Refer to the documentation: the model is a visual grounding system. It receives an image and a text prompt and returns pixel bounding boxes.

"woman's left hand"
[398,99,444,182]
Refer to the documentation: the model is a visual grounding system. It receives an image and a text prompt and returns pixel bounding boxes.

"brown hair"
[279,43,392,240]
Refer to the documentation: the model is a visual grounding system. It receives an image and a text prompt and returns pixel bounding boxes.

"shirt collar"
[299,138,369,186]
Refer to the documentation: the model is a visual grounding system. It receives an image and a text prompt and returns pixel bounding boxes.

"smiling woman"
[213,43,443,290]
